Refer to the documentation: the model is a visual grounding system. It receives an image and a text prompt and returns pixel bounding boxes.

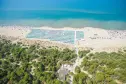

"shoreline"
[0,25,121,31]
[0,26,126,52]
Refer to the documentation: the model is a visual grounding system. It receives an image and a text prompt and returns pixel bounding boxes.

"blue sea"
[0,10,126,30]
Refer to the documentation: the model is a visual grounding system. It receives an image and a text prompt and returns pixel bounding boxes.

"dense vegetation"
[0,38,126,84]
[72,50,126,84]
[0,39,76,84]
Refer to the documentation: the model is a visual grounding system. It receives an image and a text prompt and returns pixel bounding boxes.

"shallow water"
[26,29,84,44]
[0,10,126,30]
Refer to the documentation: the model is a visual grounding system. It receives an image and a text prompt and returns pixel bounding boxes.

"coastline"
[0,26,126,52]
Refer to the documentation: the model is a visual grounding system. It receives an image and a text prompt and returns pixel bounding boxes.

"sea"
[0,10,126,30]
[0,10,126,44]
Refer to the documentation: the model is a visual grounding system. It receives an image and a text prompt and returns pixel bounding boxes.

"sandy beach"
[0,26,31,38]
[78,27,126,52]
[0,26,126,52]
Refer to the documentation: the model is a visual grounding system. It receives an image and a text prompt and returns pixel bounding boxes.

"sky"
[0,0,126,14]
